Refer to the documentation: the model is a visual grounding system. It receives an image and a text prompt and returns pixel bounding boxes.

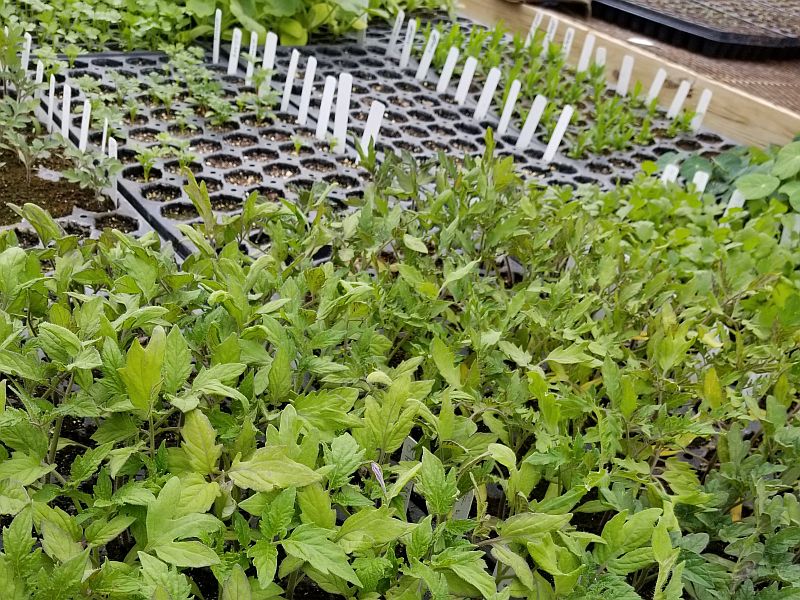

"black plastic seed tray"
[592,0,800,59]
[47,50,368,257]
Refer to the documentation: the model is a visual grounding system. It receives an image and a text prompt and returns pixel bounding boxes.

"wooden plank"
[457,0,800,146]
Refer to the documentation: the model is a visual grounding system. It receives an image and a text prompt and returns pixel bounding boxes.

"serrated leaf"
[163,326,192,395]
[431,337,461,388]
[403,233,428,254]
[282,524,361,586]
[222,564,251,600]
[180,410,221,475]
[229,447,320,492]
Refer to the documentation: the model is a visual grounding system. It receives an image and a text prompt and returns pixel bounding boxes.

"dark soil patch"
[0,149,112,225]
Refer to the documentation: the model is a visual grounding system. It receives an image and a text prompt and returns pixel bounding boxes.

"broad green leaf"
[228,446,320,492]
[499,340,532,367]
[154,541,220,568]
[0,480,28,515]
[335,506,411,553]
[403,233,428,254]
[163,326,192,395]
[248,540,278,588]
[222,565,251,600]
[702,367,724,410]
[545,344,601,366]
[118,326,166,411]
[86,515,136,547]
[268,344,292,401]
[180,410,221,475]
[492,544,534,591]
[431,337,461,388]
[772,141,800,179]
[415,449,458,517]
[499,512,572,542]
[282,524,361,586]
[735,172,779,200]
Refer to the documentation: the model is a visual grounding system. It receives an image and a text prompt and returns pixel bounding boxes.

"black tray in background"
[592,0,800,59]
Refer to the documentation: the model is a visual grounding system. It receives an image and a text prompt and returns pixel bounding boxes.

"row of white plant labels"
[10,20,799,240]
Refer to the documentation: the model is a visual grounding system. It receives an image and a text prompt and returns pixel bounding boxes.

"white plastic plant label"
[780,214,800,247]
[245,30,259,86]
[516,94,547,150]
[21,32,32,73]
[725,189,745,214]
[415,29,440,81]
[452,490,475,520]
[542,104,574,164]
[280,49,300,113]
[595,46,607,67]
[262,31,278,71]
[316,75,337,140]
[455,56,478,105]
[646,68,667,104]
[47,74,56,132]
[108,137,118,160]
[473,67,501,122]
[100,117,109,154]
[78,100,91,152]
[359,100,386,156]
[497,79,521,136]
[576,33,595,72]
[297,56,317,126]
[333,72,353,154]
[692,170,710,193]
[691,88,713,131]
[399,19,418,69]
[561,27,575,59]
[212,9,222,63]
[227,28,242,75]
[616,55,634,96]
[661,163,679,184]
[667,80,692,119]
[387,10,405,55]
[540,17,559,57]
[524,11,544,48]
[61,84,72,139]
[437,47,460,94]
[34,60,44,85]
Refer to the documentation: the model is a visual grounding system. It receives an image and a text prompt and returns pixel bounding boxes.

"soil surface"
[0,148,112,225]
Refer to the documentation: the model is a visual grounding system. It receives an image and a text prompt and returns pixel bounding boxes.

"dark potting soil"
[0,148,113,225]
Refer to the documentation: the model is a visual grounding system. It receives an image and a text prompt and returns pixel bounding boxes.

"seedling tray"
[592,0,800,58]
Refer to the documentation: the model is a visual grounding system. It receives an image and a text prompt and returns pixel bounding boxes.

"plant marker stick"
[245,30,259,86]
[21,32,32,73]
[661,163,679,184]
[542,104,574,164]
[724,189,745,216]
[540,17,559,57]
[691,88,713,131]
[108,137,119,207]
[646,67,667,104]
[415,29,440,80]
[359,100,385,156]
[452,490,475,520]
[524,11,544,48]
[474,67,501,122]
[516,94,547,150]
[616,55,634,96]
[281,49,300,113]
[297,56,317,126]
[399,19,417,69]
[333,72,352,154]
[100,118,109,154]
[46,74,56,132]
[667,80,691,119]
[316,75,336,140]
[497,79,521,136]
[437,47,460,93]
[561,27,575,59]
[61,84,72,139]
[455,56,478,105]
[227,28,242,76]
[356,18,367,45]
[212,9,222,64]
[595,46,606,67]
[386,10,405,55]
[34,60,44,84]
[780,214,800,247]
[78,100,91,152]
[692,170,710,193]
[260,31,278,93]
[576,33,595,72]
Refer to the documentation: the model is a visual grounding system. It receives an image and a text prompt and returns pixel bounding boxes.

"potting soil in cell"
[46,11,735,256]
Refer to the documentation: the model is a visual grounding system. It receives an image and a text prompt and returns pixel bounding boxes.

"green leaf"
[431,337,461,388]
[247,540,278,588]
[415,448,458,517]
[0,480,28,515]
[545,344,601,366]
[180,410,221,476]
[442,259,479,288]
[403,233,428,254]
[492,544,534,591]
[282,524,361,586]
[499,340,532,367]
[268,344,292,401]
[163,326,192,395]
[118,326,166,411]
[498,512,572,542]
[0,453,55,485]
[228,447,321,492]
[222,565,251,600]
[323,434,365,489]
[735,172,780,200]
[186,0,216,18]
[772,141,800,179]
[154,541,220,568]
[85,515,136,547]
[37,323,82,365]
[702,367,724,410]
[335,506,411,553]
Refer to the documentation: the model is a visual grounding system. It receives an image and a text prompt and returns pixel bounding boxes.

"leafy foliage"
[0,136,799,599]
